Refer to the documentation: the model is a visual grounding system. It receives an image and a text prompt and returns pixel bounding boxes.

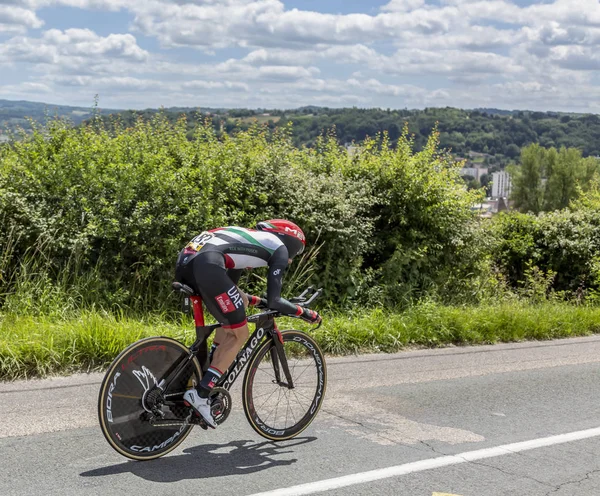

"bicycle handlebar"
[301,287,323,307]
[245,287,322,310]
[289,286,312,303]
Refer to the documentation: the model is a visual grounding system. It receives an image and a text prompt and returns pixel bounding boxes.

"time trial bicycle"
[98,283,326,461]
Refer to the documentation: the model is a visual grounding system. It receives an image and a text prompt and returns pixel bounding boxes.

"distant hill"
[0,99,120,137]
[96,106,600,170]
[475,108,515,116]
[2,99,599,171]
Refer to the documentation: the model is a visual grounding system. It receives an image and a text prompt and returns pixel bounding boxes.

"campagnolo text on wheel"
[98,219,327,460]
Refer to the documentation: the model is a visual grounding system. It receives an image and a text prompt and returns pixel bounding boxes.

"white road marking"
[248,427,600,496]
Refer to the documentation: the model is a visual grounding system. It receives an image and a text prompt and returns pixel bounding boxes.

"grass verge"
[2,301,600,380]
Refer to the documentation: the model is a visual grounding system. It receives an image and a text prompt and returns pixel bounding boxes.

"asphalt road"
[2,336,600,495]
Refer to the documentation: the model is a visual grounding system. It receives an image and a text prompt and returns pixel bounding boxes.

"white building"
[460,167,488,181]
[492,171,512,199]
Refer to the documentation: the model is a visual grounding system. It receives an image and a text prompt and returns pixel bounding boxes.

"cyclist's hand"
[246,294,268,309]
[300,308,321,324]
[255,299,268,309]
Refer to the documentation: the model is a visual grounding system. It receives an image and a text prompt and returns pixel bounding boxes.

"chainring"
[210,387,232,425]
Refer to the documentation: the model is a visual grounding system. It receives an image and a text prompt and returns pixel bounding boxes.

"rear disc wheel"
[98,336,201,461]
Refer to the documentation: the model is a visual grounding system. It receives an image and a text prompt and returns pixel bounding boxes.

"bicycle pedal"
[189,414,209,430]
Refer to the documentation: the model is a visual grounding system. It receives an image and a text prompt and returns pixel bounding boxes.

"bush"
[487,205,600,298]
[346,130,483,304]
[0,116,484,312]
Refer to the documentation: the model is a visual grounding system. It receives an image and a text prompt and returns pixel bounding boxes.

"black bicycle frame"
[159,312,295,399]
[217,314,294,391]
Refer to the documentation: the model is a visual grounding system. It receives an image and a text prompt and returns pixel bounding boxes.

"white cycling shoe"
[183,389,217,428]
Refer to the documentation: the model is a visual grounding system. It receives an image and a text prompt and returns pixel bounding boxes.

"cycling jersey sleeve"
[266,245,302,316]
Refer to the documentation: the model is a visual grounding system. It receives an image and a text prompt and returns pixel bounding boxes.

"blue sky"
[1,0,600,112]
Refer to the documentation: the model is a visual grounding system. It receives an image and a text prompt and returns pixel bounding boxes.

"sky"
[1,0,600,111]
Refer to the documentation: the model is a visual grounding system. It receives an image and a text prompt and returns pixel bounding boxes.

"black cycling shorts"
[175,250,247,329]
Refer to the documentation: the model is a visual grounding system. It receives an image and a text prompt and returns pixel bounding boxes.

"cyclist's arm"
[265,246,303,317]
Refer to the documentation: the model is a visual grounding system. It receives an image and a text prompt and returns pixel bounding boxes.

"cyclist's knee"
[223,323,249,344]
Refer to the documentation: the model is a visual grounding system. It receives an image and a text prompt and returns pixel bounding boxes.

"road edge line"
[247,426,600,496]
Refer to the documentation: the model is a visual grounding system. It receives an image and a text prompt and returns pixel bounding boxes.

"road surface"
[2,336,600,495]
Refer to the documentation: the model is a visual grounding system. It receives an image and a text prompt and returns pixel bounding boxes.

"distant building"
[492,171,512,199]
[460,167,488,181]
[471,198,509,218]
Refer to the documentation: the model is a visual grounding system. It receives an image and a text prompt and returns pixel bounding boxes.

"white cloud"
[347,78,425,98]
[0,29,149,70]
[549,46,600,71]
[43,75,164,92]
[257,65,319,80]
[2,0,600,111]
[182,80,250,91]
[6,0,128,10]
[242,48,314,66]
[43,29,148,61]
[0,4,44,33]
[0,81,52,94]
[523,0,600,28]
[381,0,426,13]
[124,0,464,50]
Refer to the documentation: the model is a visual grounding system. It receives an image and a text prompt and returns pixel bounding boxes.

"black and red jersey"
[178,227,300,317]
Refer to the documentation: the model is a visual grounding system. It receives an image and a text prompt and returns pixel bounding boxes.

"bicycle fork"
[268,322,295,389]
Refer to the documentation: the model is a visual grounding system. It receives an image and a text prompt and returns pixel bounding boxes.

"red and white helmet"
[256,219,306,258]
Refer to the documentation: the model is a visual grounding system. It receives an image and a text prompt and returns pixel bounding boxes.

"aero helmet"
[256,219,306,258]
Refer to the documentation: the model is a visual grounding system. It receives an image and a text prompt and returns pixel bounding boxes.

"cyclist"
[175,219,321,428]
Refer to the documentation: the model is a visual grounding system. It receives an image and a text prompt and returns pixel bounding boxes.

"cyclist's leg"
[210,269,247,362]
[210,290,249,360]
[180,252,249,426]
[188,252,248,392]
[210,322,249,372]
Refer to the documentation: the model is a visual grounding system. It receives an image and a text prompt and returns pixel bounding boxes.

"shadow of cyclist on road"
[81,437,316,482]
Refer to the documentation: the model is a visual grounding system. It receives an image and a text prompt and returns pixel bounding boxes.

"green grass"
[318,303,600,354]
[0,312,191,380]
[2,301,600,380]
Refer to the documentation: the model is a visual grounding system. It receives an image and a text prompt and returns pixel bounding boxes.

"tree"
[461,174,481,190]
[506,143,521,159]
[512,144,600,214]
[543,147,584,211]
[511,144,544,214]
[480,173,491,195]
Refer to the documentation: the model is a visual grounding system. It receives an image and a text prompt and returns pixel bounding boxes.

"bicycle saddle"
[172,281,196,296]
